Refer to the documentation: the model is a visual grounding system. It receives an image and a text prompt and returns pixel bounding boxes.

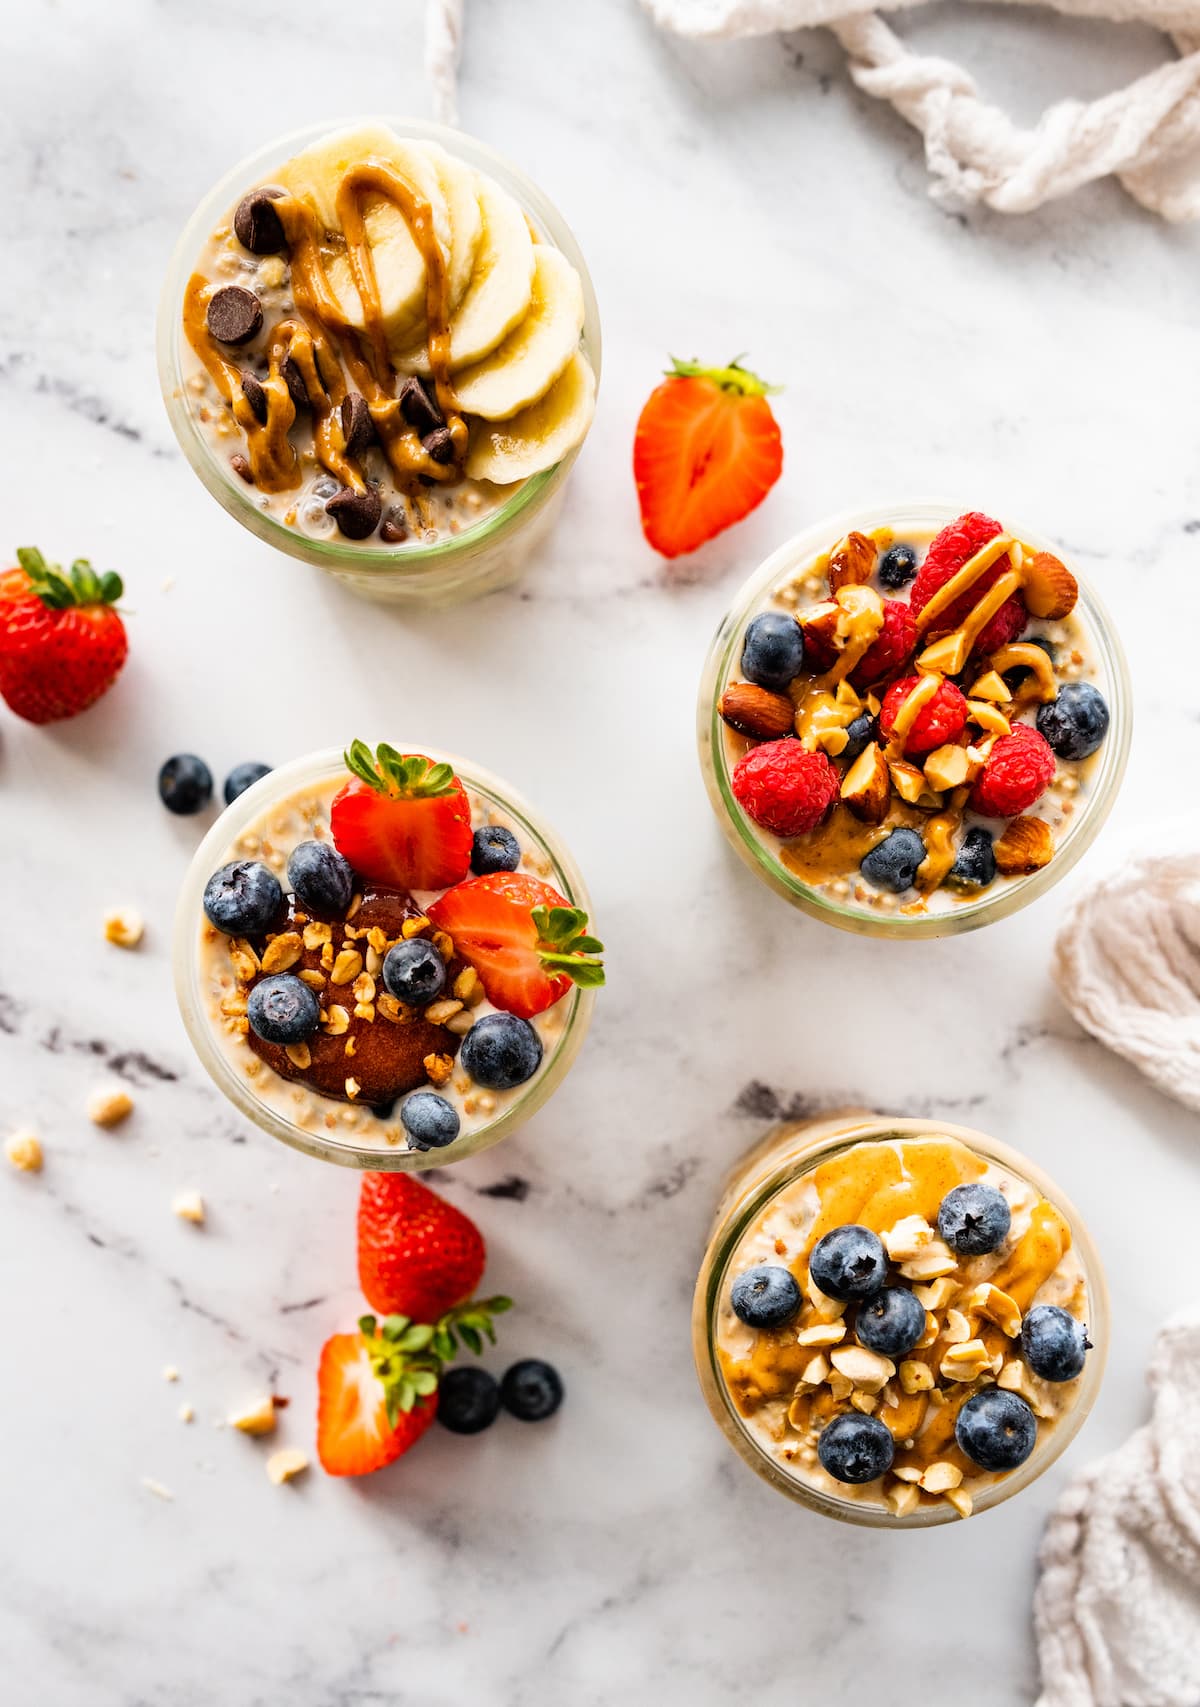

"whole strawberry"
[330,740,472,891]
[0,548,127,723]
[358,1172,486,1321]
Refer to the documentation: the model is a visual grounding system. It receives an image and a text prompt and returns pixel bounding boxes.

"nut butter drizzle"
[183,275,303,493]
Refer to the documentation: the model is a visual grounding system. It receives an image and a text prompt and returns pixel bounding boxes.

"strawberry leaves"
[532,904,606,990]
[359,1294,512,1426]
[16,547,122,610]
[666,355,781,398]
[344,738,457,801]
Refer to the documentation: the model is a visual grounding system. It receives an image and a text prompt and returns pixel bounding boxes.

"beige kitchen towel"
[1034,1311,1200,1705]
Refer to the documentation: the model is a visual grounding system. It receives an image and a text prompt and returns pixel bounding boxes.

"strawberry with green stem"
[0,547,127,723]
[330,739,473,891]
[428,872,604,1020]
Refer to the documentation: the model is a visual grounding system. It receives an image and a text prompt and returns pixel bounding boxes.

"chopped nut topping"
[352,972,376,1005]
[433,930,455,961]
[298,969,326,990]
[303,921,333,951]
[401,916,431,940]
[850,1391,879,1415]
[330,948,363,985]
[828,1372,854,1401]
[445,1010,475,1036]
[799,1352,831,1386]
[5,1130,42,1172]
[939,1340,991,1383]
[943,1486,973,1518]
[882,1215,935,1262]
[994,815,1055,875]
[453,966,482,1005]
[919,1460,963,1494]
[229,938,260,981]
[323,1005,350,1036]
[796,1321,846,1348]
[964,1282,1023,1339]
[285,1041,312,1070]
[346,892,363,920]
[830,1346,894,1393]
[899,1241,958,1282]
[943,1309,972,1345]
[88,1086,134,1128]
[345,1077,361,1100]
[913,1276,958,1312]
[353,1002,376,1022]
[898,1359,934,1394]
[424,1053,454,1088]
[104,908,144,948]
[887,1479,920,1517]
[377,993,413,1024]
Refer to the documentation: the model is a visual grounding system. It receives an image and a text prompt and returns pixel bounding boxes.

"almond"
[718,682,795,740]
[827,530,877,594]
[798,601,840,661]
[840,741,890,824]
[994,815,1054,874]
[1023,551,1078,620]
[923,743,973,792]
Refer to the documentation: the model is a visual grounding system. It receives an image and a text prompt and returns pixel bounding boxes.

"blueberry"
[400,1091,461,1152]
[841,712,877,764]
[287,839,355,918]
[1036,683,1110,760]
[741,611,805,691]
[809,1224,887,1302]
[946,827,997,891]
[247,973,320,1045]
[381,938,447,1007]
[223,762,271,805]
[437,1367,501,1434]
[955,1388,1037,1472]
[202,859,283,935]
[1021,1305,1090,1382]
[856,1286,926,1357]
[460,1012,543,1091]
[471,825,521,875]
[159,754,213,815]
[879,543,918,590]
[860,827,926,893]
[500,1358,563,1422]
[817,1413,895,1484]
[937,1183,1011,1255]
[730,1264,802,1330]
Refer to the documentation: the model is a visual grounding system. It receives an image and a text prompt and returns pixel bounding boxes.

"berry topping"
[437,1367,501,1434]
[955,1388,1037,1472]
[841,711,877,764]
[330,741,473,891]
[1036,683,1110,760]
[428,873,604,1019]
[382,938,448,1008]
[286,839,355,919]
[946,827,997,891]
[634,357,783,559]
[730,1264,802,1330]
[1021,1304,1089,1382]
[0,548,127,725]
[500,1358,564,1422]
[817,1412,895,1484]
[203,859,284,936]
[909,510,1028,655]
[400,1091,461,1152]
[223,761,271,804]
[970,725,1056,818]
[357,1172,486,1321]
[879,675,969,755]
[878,542,918,589]
[937,1182,1011,1254]
[731,740,839,837]
[460,1012,543,1090]
[856,1286,926,1357]
[809,1225,887,1302]
[247,973,320,1045]
[851,599,917,688]
[471,824,522,875]
[740,611,805,691]
[860,827,926,893]
[159,753,214,815]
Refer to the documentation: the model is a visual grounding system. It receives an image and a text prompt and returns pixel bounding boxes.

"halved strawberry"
[330,741,473,891]
[634,357,783,559]
[428,873,604,1020]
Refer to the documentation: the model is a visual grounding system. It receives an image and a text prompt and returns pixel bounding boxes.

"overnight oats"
[158,120,600,604]
[694,1116,1105,1525]
[699,504,1131,936]
[174,744,603,1169]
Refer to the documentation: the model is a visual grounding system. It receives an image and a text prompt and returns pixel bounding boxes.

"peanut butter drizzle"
[183,273,301,493]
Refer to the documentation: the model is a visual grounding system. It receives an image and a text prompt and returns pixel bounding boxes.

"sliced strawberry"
[634,357,783,559]
[0,548,127,724]
[317,1331,437,1477]
[330,741,472,891]
[358,1173,486,1322]
[428,873,604,1020]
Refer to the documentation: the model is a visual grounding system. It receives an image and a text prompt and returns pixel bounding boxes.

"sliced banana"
[451,246,584,422]
[465,350,595,484]
[416,141,484,317]
[393,169,534,375]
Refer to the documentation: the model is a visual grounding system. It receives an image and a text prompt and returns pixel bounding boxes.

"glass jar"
[157,119,601,608]
[692,1113,1108,1527]
[697,502,1132,937]
[174,747,597,1169]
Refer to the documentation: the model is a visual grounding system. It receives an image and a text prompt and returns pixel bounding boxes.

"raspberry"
[732,739,839,837]
[910,510,1028,657]
[879,675,969,756]
[970,725,1056,818]
[851,599,917,688]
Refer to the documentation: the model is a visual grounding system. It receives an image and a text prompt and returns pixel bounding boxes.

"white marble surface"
[2,1,1199,1701]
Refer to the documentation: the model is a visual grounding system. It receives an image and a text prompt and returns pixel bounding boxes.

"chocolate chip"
[231,454,254,483]
[398,375,443,435]
[423,426,455,465]
[280,354,310,411]
[326,485,382,540]
[340,393,376,457]
[206,286,263,347]
[380,506,409,544]
[233,187,286,255]
[240,371,267,424]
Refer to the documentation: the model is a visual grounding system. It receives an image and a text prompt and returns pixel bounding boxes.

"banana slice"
[465,350,595,484]
[274,124,450,344]
[415,141,483,317]
[394,169,534,375]
[451,246,584,422]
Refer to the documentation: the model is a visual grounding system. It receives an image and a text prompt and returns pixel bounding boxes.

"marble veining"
[2,0,1199,1702]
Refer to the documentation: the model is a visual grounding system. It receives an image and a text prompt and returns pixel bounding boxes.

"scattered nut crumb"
[88,1086,134,1128]
[178,1403,195,1424]
[172,1191,206,1225]
[104,908,144,949]
[229,1396,277,1436]
[162,1365,180,1383]
[5,1130,43,1172]
[141,1477,174,1501]
[266,1448,309,1485]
